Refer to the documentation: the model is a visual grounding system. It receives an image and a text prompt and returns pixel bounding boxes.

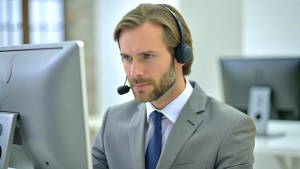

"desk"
[254,120,300,169]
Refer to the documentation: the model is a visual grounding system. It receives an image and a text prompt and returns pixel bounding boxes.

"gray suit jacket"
[92,81,256,169]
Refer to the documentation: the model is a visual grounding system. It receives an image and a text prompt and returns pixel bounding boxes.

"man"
[92,3,256,169]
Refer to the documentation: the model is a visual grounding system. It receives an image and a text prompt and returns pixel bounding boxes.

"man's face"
[119,21,178,103]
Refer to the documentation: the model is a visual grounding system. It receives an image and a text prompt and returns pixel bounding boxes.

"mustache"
[129,78,154,85]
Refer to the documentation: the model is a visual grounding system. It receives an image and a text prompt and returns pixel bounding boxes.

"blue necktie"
[145,111,162,169]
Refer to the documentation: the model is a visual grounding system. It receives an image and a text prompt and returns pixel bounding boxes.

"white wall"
[180,0,243,101]
[243,0,300,56]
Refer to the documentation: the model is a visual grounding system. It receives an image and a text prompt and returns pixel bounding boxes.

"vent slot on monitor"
[13,127,22,145]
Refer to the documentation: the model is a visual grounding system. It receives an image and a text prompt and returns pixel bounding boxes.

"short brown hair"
[114,3,193,75]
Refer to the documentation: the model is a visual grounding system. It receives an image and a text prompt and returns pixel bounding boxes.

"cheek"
[144,65,155,73]
[150,65,168,81]
[123,62,131,74]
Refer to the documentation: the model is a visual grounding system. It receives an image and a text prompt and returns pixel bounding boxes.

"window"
[0,0,64,46]
[29,0,64,44]
[0,0,23,46]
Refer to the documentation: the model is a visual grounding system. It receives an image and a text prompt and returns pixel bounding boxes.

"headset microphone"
[117,77,131,95]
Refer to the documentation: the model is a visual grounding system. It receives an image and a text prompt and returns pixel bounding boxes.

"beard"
[129,60,177,103]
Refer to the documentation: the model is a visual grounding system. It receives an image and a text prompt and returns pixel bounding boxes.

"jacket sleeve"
[91,109,110,169]
[216,115,256,169]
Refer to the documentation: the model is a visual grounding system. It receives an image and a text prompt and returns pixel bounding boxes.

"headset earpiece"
[175,38,192,64]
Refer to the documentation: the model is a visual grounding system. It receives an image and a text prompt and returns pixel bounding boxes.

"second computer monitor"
[220,57,300,121]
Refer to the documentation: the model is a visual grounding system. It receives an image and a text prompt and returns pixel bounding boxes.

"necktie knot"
[151,111,162,129]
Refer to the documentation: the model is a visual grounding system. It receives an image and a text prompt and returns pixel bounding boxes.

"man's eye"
[123,56,132,60]
[144,54,153,59]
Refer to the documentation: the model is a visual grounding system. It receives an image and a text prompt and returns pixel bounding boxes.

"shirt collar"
[146,78,193,123]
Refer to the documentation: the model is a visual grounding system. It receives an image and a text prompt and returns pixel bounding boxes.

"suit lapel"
[128,103,147,169]
[156,81,207,169]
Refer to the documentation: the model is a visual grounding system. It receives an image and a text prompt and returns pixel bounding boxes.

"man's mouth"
[132,84,150,90]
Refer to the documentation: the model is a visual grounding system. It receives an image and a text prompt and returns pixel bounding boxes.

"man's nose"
[130,61,143,78]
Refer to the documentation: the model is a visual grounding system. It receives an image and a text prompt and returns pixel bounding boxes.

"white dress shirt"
[145,79,193,151]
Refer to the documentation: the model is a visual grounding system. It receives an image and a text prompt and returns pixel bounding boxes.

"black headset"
[157,4,192,64]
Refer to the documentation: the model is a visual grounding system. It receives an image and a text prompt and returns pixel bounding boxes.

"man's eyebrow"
[137,50,158,55]
[120,50,158,56]
[120,52,128,56]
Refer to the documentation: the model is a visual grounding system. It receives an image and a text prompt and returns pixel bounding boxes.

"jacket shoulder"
[104,99,143,120]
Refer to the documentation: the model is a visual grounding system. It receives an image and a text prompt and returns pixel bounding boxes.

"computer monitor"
[0,41,92,169]
[220,58,300,134]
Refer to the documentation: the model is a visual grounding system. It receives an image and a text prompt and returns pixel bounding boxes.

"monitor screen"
[220,57,300,121]
[0,41,92,169]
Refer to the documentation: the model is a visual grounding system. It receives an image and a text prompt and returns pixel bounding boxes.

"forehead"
[118,21,166,53]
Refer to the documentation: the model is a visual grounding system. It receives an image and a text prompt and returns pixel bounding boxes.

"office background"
[1,0,299,168]
[95,1,300,167]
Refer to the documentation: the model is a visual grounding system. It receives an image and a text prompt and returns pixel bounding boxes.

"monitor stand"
[248,86,284,137]
[0,112,19,169]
